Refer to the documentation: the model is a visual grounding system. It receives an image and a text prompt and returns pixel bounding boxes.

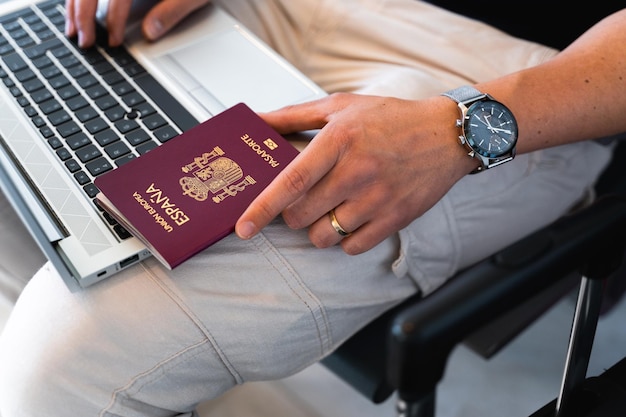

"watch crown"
[468,150,476,158]
[458,135,466,145]
[455,119,463,128]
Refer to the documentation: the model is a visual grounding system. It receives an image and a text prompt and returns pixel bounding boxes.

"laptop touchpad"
[157,29,320,114]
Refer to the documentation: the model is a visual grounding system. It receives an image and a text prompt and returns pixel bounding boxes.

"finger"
[68,0,98,48]
[308,203,391,255]
[313,206,358,248]
[235,132,339,240]
[105,0,134,46]
[259,98,338,135]
[64,0,76,38]
[141,0,211,41]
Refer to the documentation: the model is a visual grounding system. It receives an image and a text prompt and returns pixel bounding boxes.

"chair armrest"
[388,194,626,403]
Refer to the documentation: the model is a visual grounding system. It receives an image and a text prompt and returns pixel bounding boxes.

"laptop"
[0,0,326,290]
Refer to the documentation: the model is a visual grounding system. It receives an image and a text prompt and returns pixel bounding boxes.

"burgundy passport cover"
[95,103,299,269]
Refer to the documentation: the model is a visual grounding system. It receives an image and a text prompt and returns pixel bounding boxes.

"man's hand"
[65,0,210,48]
[236,93,477,255]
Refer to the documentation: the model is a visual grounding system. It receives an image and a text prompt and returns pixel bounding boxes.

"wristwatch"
[442,85,518,173]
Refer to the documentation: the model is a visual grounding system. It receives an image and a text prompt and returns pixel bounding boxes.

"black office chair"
[322,140,626,417]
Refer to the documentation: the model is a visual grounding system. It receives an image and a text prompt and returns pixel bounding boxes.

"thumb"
[142,0,211,41]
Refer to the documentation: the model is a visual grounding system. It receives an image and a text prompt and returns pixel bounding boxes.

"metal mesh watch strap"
[441,85,486,105]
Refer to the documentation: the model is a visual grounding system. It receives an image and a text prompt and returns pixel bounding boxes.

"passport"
[94,103,299,269]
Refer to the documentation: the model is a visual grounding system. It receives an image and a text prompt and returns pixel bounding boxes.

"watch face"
[463,100,518,158]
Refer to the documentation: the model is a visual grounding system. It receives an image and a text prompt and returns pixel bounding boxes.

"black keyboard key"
[40,64,61,78]
[142,113,167,130]
[35,29,55,41]
[120,91,144,107]
[74,170,90,185]
[126,130,150,146]
[76,73,98,89]
[57,85,80,100]
[153,126,176,143]
[75,105,98,122]
[83,183,100,198]
[47,136,63,149]
[29,21,48,33]
[115,118,139,134]
[50,45,71,59]
[0,42,14,56]
[2,52,27,72]
[137,140,158,155]
[21,11,41,25]
[95,94,118,111]
[94,128,119,146]
[58,54,80,69]
[66,95,88,111]
[104,141,130,159]
[56,120,81,137]
[16,96,29,107]
[32,55,54,69]
[40,125,54,138]
[75,144,102,162]
[135,102,156,117]
[23,38,62,59]
[65,132,90,150]
[102,71,124,86]
[23,105,38,118]
[3,77,15,88]
[80,47,105,64]
[85,116,108,134]
[14,68,35,82]
[93,60,115,75]
[110,80,133,96]
[86,84,107,99]
[113,224,132,240]
[67,64,89,79]
[32,115,46,127]
[115,154,135,166]
[101,210,117,225]
[47,108,71,126]
[30,88,53,104]
[86,157,113,176]
[105,105,126,122]
[15,36,35,49]
[56,146,71,161]
[124,62,145,77]
[39,98,61,114]
[65,158,81,173]
[22,78,45,93]
[133,72,198,131]
[49,74,70,89]
[8,27,28,40]
[7,84,20,97]
[0,9,25,26]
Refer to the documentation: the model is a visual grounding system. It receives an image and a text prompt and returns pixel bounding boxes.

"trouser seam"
[251,230,334,356]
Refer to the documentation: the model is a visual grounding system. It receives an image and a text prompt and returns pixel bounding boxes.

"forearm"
[475,8,626,154]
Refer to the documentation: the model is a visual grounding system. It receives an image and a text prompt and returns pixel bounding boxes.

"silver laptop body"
[0,0,325,290]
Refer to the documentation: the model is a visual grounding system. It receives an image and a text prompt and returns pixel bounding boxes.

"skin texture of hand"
[236,93,477,255]
[65,0,210,48]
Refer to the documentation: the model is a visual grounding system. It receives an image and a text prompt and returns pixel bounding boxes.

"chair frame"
[323,140,626,417]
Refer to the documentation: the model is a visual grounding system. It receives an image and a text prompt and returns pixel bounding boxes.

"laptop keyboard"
[0,0,199,240]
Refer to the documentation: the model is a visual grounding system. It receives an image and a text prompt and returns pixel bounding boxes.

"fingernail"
[144,18,164,40]
[65,20,73,37]
[77,31,86,48]
[236,221,257,240]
